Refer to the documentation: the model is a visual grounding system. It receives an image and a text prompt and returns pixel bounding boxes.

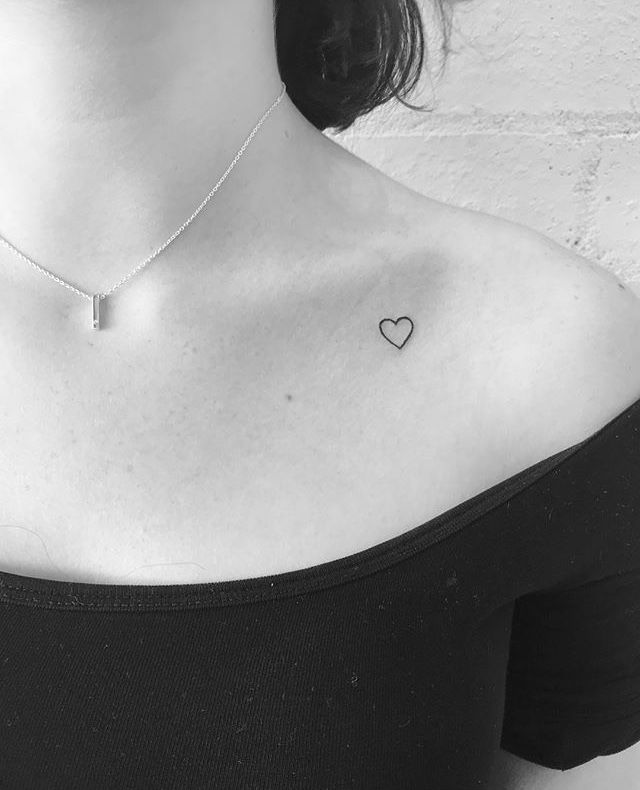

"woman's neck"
[0,0,317,289]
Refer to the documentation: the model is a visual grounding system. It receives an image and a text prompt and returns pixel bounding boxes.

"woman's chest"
[0,222,587,587]
[0,303,536,585]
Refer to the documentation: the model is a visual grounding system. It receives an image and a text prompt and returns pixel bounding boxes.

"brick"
[593,138,640,283]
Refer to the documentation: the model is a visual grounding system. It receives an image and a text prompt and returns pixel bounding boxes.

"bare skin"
[1,0,638,587]
[1,154,639,586]
[0,158,494,584]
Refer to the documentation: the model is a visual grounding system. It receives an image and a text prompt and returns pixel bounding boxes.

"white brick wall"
[327,2,640,786]
[327,0,640,299]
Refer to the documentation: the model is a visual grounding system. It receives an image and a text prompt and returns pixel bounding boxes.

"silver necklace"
[0,82,287,330]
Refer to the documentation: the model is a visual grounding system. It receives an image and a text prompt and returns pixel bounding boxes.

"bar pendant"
[92,294,101,330]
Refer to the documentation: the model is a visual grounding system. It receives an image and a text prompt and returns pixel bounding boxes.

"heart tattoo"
[379,316,414,349]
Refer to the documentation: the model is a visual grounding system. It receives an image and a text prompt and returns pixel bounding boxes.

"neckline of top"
[2,392,640,612]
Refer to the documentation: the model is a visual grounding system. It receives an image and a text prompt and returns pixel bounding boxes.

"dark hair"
[274,0,455,133]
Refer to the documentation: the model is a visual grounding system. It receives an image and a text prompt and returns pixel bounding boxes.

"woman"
[0,1,639,788]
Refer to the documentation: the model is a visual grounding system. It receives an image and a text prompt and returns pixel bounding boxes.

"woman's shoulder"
[400,189,640,447]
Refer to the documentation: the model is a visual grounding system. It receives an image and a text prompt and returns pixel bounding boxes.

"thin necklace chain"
[0,82,287,305]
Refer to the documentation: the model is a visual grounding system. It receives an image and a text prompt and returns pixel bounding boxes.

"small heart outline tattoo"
[379,316,414,349]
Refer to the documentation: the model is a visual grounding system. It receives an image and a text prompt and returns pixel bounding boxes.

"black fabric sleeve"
[500,568,640,770]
